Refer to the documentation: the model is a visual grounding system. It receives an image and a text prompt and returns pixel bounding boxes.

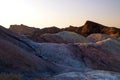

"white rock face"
[36,43,87,69]
[86,70,120,80]
[56,31,89,43]
[50,70,120,80]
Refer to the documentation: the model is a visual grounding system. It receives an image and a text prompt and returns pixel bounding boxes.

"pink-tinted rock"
[9,24,38,36]
[87,33,116,42]
[77,38,120,72]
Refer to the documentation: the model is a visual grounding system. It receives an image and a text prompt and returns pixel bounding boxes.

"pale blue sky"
[0,0,120,28]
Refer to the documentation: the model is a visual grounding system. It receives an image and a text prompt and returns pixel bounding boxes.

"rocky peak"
[9,24,38,36]
[77,20,120,37]
[80,21,105,36]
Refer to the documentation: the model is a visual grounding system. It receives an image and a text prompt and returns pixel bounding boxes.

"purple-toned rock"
[0,25,90,75]
[77,38,120,72]
[0,26,54,73]
[33,43,89,70]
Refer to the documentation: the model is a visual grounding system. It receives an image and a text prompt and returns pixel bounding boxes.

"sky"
[0,0,120,28]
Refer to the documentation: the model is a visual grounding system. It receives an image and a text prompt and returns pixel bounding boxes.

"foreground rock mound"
[34,43,87,69]
[0,26,52,73]
[0,39,50,72]
[0,26,79,74]
[0,25,93,78]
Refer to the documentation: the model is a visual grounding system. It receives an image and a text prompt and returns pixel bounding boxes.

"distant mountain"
[9,24,40,38]
[77,20,120,37]
[30,26,61,41]
[9,21,120,40]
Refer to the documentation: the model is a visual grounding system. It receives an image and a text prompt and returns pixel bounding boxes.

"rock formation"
[77,20,120,37]
[9,21,120,44]
[0,25,82,76]
[9,24,38,37]
[87,33,117,42]
[1,21,120,80]
[0,25,52,73]
[78,38,120,72]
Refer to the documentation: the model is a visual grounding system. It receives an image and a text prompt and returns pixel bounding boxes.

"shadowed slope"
[0,39,51,72]
[30,33,70,43]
